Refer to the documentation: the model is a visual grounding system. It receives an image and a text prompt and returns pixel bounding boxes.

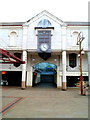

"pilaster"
[61,26,67,50]
[22,25,28,49]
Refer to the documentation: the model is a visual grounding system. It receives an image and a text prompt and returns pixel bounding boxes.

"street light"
[77,32,85,95]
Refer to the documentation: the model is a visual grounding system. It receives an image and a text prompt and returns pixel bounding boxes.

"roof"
[0,22,24,26]
[0,11,89,26]
[65,22,90,26]
[27,10,63,23]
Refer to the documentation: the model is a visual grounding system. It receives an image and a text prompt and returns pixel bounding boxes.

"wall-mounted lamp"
[78,54,80,57]
[32,59,35,62]
[81,50,85,55]
[54,59,57,62]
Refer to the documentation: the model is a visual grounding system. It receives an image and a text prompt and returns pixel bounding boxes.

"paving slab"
[0,86,88,118]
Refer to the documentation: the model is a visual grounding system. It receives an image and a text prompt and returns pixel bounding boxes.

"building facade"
[0,11,89,90]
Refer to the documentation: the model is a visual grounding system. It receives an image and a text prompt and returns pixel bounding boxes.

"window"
[9,31,17,46]
[37,19,52,28]
[72,31,79,46]
[69,53,77,68]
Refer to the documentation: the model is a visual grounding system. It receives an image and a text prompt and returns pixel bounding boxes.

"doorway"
[32,62,57,88]
[1,71,22,86]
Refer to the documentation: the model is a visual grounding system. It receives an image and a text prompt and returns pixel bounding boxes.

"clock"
[40,43,49,52]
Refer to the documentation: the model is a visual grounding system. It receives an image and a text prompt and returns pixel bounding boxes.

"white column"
[21,50,27,89]
[57,56,62,88]
[27,69,33,87]
[26,55,33,87]
[62,51,67,90]
[57,66,60,88]
[88,27,90,86]
[88,5,90,88]
[88,52,90,86]
[30,66,33,86]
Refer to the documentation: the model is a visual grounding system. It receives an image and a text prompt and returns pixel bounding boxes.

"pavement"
[0,85,88,118]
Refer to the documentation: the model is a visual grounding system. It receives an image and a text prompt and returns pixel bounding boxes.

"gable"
[24,10,65,26]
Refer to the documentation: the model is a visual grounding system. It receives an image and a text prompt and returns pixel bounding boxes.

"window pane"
[69,53,77,68]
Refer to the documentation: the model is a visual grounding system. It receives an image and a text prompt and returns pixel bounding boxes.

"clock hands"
[43,44,47,49]
[40,43,49,52]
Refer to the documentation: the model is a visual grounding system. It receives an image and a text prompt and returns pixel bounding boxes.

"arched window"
[9,31,17,46]
[69,53,77,68]
[72,31,79,46]
[37,19,52,28]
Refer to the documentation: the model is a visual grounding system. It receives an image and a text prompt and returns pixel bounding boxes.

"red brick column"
[62,82,67,91]
[21,81,26,90]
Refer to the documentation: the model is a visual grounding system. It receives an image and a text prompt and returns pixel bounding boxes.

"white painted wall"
[26,15,62,50]
[66,27,88,50]
[0,26,23,49]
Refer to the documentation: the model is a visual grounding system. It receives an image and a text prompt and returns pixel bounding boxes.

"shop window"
[69,53,77,68]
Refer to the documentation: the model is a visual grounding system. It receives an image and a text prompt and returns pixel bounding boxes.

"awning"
[0,49,25,64]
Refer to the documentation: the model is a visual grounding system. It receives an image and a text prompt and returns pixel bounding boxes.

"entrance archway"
[32,62,57,88]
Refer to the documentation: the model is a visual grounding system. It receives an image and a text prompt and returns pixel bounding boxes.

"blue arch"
[33,62,57,74]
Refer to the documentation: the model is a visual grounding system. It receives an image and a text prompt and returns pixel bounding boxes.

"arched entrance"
[32,62,57,88]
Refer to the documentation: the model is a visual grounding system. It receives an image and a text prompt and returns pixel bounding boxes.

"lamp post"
[77,32,85,95]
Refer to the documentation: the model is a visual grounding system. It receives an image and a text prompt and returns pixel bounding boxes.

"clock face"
[40,43,49,52]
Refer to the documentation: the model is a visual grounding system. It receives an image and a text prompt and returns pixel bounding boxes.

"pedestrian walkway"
[0,86,88,118]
